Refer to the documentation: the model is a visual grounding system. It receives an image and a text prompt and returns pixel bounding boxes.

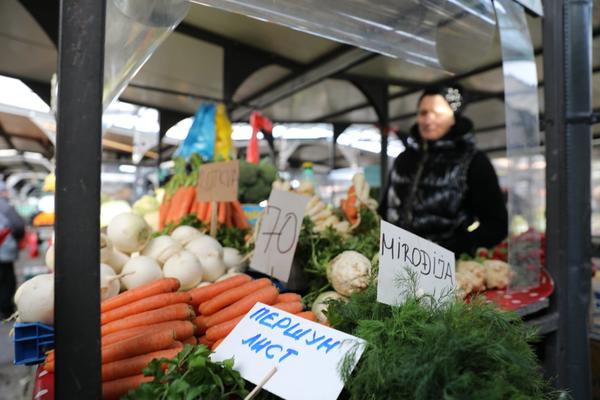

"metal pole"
[55,0,105,398]
[542,0,593,396]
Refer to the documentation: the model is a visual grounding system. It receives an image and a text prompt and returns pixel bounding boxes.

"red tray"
[482,269,554,312]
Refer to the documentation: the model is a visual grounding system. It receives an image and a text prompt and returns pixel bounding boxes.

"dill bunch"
[328,285,558,400]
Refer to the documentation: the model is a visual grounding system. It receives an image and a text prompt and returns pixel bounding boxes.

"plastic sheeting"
[189,0,498,74]
[494,0,544,289]
[104,0,190,109]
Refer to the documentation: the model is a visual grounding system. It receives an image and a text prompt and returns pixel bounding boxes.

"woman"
[379,85,507,256]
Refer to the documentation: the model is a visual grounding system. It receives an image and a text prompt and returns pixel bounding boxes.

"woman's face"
[417,94,456,141]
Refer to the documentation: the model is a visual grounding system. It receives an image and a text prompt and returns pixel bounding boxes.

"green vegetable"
[327,283,559,400]
[238,159,277,203]
[123,345,248,400]
[297,208,380,306]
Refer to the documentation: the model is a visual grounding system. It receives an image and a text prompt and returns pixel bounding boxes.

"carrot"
[218,202,226,225]
[212,338,224,351]
[102,374,152,400]
[276,293,302,303]
[199,278,272,316]
[230,201,249,229]
[296,311,317,322]
[102,329,175,364]
[199,285,279,331]
[168,341,184,349]
[164,186,185,225]
[273,301,304,314]
[101,304,195,336]
[225,203,233,228]
[102,321,196,346]
[101,292,192,325]
[198,335,215,348]
[101,278,180,313]
[159,195,172,229]
[203,201,212,223]
[196,202,208,222]
[188,274,252,306]
[182,336,197,346]
[102,348,182,382]
[205,315,244,341]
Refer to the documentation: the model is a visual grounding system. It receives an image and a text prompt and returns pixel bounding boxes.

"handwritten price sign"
[196,160,239,202]
[251,190,309,282]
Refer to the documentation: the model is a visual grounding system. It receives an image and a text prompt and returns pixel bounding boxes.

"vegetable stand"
[39,0,597,398]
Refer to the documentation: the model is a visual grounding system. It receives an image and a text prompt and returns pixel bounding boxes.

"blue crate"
[13,322,54,365]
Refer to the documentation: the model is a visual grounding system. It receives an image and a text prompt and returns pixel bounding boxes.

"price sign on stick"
[377,220,456,305]
[251,190,309,282]
[196,160,239,202]
[211,303,366,400]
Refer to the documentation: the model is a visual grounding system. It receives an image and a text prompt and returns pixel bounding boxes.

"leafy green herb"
[327,283,560,400]
[123,345,248,400]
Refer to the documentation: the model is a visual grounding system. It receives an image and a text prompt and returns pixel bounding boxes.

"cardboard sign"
[196,160,239,202]
[211,303,365,400]
[377,220,456,305]
[250,190,308,282]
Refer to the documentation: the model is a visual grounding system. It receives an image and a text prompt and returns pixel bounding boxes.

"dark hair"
[418,85,466,115]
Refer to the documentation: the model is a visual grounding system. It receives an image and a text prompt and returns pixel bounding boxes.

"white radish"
[100,264,120,301]
[107,212,151,253]
[171,226,203,247]
[163,250,204,291]
[199,254,226,282]
[141,236,182,265]
[45,244,54,271]
[185,235,223,259]
[120,256,163,290]
[100,233,130,273]
[223,247,246,271]
[15,274,54,325]
[312,291,347,323]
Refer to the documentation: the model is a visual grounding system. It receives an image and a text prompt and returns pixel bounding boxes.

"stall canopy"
[0,0,598,162]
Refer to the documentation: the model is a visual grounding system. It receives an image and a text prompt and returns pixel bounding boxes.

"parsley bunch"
[123,345,248,400]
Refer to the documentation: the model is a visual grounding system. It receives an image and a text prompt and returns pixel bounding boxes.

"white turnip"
[15,273,54,325]
[171,225,203,246]
[100,264,120,301]
[163,250,204,291]
[141,236,182,265]
[120,256,163,290]
[107,212,151,253]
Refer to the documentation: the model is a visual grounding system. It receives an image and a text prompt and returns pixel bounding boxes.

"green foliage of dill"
[296,208,380,305]
[327,284,559,400]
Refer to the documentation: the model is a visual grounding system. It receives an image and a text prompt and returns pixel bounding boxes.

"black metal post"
[55,0,105,398]
[542,0,593,396]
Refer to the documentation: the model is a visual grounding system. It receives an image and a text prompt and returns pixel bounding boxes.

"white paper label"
[211,303,365,400]
[377,220,456,305]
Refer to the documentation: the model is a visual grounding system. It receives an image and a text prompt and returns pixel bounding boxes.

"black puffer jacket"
[379,118,508,255]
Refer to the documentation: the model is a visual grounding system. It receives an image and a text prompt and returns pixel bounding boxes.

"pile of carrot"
[43,278,198,400]
[42,274,316,399]
[159,156,249,230]
[194,200,249,230]
[188,274,315,350]
[340,184,359,225]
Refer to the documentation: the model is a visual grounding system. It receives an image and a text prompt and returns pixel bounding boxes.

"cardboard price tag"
[196,160,239,202]
[211,303,365,400]
[377,220,456,305]
[250,190,308,283]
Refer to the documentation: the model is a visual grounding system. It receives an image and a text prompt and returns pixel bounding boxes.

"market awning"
[0,0,598,156]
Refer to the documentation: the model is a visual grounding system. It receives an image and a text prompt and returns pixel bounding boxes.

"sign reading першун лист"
[211,303,365,400]
[377,220,456,305]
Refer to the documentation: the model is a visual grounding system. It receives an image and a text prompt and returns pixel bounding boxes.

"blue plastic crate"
[13,322,54,365]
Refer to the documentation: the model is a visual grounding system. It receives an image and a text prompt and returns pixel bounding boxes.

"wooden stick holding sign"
[210,201,218,237]
[243,366,278,400]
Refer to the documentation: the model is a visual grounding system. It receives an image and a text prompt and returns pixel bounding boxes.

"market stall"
[3,0,597,399]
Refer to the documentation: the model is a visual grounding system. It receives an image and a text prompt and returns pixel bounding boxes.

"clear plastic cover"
[189,0,497,74]
[103,0,190,109]
[494,0,544,289]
